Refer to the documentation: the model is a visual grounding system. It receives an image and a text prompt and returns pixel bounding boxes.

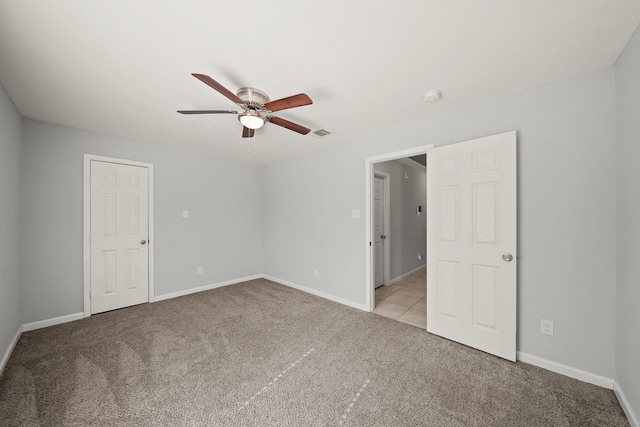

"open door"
[427,131,517,361]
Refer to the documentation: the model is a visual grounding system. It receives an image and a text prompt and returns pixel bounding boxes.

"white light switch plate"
[352,209,360,219]
[182,210,189,219]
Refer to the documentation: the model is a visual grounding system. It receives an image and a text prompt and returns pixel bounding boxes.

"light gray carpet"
[0,279,629,426]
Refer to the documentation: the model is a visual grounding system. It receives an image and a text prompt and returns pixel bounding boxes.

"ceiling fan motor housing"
[236,87,270,106]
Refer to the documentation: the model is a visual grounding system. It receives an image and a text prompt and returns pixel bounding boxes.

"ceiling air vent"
[311,129,332,138]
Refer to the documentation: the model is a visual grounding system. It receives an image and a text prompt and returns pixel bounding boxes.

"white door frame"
[373,171,391,287]
[365,144,434,311]
[83,154,155,317]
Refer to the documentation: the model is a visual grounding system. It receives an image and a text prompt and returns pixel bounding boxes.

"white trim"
[365,144,434,312]
[83,154,155,317]
[389,264,426,285]
[263,275,369,311]
[373,171,391,286]
[22,312,84,332]
[516,351,614,389]
[154,274,263,302]
[0,327,22,376]
[148,163,155,302]
[365,145,435,164]
[614,382,640,427]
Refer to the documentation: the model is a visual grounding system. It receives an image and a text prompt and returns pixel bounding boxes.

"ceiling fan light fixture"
[238,110,265,129]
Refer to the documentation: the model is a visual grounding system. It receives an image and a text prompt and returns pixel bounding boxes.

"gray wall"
[19,120,263,324]
[263,67,617,379]
[615,25,640,420]
[373,160,426,281]
[0,82,22,365]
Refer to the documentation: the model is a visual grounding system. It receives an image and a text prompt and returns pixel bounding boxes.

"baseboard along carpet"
[0,279,629,426]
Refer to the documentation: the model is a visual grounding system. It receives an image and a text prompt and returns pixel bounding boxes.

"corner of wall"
[614,19,640,427]
[0,81,23,374]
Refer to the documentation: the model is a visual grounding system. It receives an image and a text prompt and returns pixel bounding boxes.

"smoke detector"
[423,90,442,102]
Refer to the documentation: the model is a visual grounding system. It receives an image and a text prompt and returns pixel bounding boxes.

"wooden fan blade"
[242,127,255,138]
[268,116,311,135]
[264,94,312,112]
[192,73,245,105]
[177,110,238,114]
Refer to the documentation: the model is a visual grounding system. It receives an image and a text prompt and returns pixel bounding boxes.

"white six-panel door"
[427,131,517,361]
[90,160,150,314]
[374,177,385,287]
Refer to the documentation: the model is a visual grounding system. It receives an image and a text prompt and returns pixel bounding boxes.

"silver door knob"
[381,235,386,239]
[502,253,513,262]
[140,240,147,245]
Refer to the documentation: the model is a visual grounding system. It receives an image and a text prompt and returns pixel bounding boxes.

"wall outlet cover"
[541,319,554,336]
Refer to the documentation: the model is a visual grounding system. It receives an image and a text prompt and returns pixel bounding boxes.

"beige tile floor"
[373,268,426,328]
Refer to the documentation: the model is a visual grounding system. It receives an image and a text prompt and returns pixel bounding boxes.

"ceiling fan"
[178,73,313,138]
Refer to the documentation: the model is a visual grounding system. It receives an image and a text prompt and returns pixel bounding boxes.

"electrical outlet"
[418,253,422,260]
[541,319,554,336]
[314,269,319,278]
[197,267,203,275]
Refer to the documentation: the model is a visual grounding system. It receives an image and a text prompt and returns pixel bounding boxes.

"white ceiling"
[1,1,639,164]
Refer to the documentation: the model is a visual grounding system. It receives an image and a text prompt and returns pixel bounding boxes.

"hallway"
[372,268,426,328]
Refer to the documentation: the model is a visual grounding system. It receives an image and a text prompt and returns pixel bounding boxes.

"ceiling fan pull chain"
[252,136,257,159]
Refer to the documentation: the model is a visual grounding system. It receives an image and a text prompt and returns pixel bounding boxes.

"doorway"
[365,131,517,361]
[83,154,155,317]
[365,145,432,313]
[371,157,427,328]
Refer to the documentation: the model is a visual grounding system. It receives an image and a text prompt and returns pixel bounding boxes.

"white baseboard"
[0,327,22,376]
[517,351,614,389]
[263,275,368,311]
[389,264,426,285]
[22,312,84,332]
[154,274,263,302]
[614,382,639,427]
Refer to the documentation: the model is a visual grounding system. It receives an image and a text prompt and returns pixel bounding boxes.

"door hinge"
[89,289,91,299]
[89,233,91,241]
[369,241,372,246]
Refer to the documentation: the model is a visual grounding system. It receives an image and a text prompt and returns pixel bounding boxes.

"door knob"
[140,240,147,245]
[502,253,513,262]
[381,235,386,239]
